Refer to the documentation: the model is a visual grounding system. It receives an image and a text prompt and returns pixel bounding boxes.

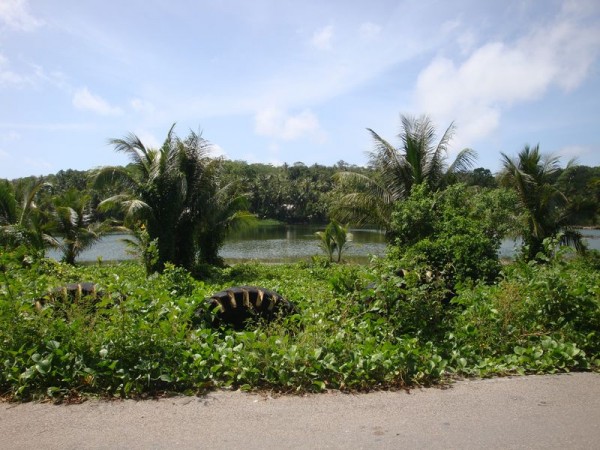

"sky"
[1,0,599,179]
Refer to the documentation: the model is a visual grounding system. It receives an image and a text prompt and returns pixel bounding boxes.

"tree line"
[1,116,599,272]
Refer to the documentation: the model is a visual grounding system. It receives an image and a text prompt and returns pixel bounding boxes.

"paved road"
[2,373,599,449]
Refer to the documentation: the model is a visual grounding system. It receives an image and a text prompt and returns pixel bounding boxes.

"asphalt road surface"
[1,373,599,449]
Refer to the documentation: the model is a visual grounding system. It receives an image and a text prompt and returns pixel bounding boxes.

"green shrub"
[388,184,515,289]
[1,246,598,401]
[449,255,600,374]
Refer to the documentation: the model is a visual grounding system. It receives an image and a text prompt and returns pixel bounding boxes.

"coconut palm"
[49,188,110,265]
[0,177,53,250]
[0,180,17,226]
[315,220,349,263]
[95,125,190,271]
[95,125,251,272]
[499,144,583,260]
[332,114,476,232]
[195,182,256,266]
[315,227,336,262]
[174,132,255,266]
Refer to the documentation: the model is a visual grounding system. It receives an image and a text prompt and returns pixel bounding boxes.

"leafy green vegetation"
[1,118,599,403]
[388,184,517,290]
[315,220,349,262]
[94,125,253,272]
[500,144,585,260]
[49,188,111,265]
[331,115,477,232]
[1,244,598,401]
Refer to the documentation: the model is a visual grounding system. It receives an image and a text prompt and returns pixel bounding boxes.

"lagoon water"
[46,225,387,263]
[46,225,600,263]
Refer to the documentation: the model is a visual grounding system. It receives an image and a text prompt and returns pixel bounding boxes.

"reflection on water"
[499,229,600,259]
[46,225,600,263]
[221,224,386,263]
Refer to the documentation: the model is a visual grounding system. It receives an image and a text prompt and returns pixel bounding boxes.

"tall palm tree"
[332,114,476,232]
[95,125,189,271]
[499,144,583,260]
[95,125,251,272]
[172,131,255,267]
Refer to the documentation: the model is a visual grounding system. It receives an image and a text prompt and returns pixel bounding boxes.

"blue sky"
[1,0,599,179]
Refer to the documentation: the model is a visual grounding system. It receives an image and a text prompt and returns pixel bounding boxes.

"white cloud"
[456,31,476,55]
[562,0,600,16]
[0,122,93,131]
[557,145,592,160]
[2,130,20,141]
[132,129,161,150]
[0,54,69,89]
[130,98,156,114]
[210,144,227,158]
[311,25,334,51]
[415,6,600,148]
[254,107,325,142]
[24,156,52,172]
[72,87,122,116]
[441,19,461,34]
[0,0,43,31]
[359,22,381,40]
[0,53,27,85]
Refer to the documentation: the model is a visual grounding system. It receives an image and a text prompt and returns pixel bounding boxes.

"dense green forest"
[3,154,599,228]
[1,117,599,401]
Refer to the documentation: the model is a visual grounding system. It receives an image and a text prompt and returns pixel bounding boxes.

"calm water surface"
[47,226,600,263]
[46,225,387,263]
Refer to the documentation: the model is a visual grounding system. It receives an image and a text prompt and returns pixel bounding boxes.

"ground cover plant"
[1,244,598,402]
[1,123,599,402]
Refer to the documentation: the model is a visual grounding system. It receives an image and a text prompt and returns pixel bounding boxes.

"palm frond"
[18,178,52,226]
[93,166,138,192]
[108,132,152,172]
[0,180,17,225]
[560,228,586,253]
[447,148,478,175]
[426,119,455,182]
[121,199,152,224]
[97,194,134,212]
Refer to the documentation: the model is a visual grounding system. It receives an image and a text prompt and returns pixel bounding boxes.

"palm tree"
[195,183,256,266]
[499,144,583,260]
[175,133,255,266]
[95,125,251,272]
[0,178,53,250]
[332,114,476,232]
[0,180,17,226]
[315,220,349,263]
[49,189,110,265]
[315,228,336,262]
[95,125,189,271]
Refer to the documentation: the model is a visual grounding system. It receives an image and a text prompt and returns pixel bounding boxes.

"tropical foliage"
[1,246,598,401]
[555,165,600,226]
[387,184,517,290]
[94,126,252,272]
[49,189,110,265]
[0,178,53,251]
[221,160,342,223]
[499,144,584,260]
[315,219,349,262]
[1,112,600,402]
[331,115,477,231]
